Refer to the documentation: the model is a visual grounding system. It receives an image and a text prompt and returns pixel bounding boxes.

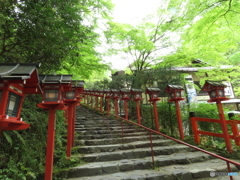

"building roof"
[171,65,233,72]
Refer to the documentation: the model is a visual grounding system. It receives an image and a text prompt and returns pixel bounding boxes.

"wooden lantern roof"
[131,88,143,94]
[145,87,161,94]
[103,89,111,93]
[165,84,184,93]
[111,89,120,93]
[201,80,226,91]
[120,88,131,94]
[0,63,42,94]
[39,75,72,84]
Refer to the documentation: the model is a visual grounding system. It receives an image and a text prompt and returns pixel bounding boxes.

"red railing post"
[149,131,155,169]
[175,101,184,140]
[226,161,233,180]
[136,100,141,124]
[216,100,232,152]
[124,100,128,120]
[114,99,119,117]
[95,96,98,110]
[152,101,160,132]
[190,112,200,144]
[99,96,103,113]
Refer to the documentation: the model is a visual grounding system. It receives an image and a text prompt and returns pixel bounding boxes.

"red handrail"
[82,93,240,180]
[108,112,240,166]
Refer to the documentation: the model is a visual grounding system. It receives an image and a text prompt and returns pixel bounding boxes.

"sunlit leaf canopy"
[1,0,240,81]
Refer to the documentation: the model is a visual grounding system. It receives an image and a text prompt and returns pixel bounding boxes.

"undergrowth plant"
[0,95,80,180]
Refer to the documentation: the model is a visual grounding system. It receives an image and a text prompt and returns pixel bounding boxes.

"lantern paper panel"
[6,92,22,117]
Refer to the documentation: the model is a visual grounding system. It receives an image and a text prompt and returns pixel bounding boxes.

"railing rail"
[107,112,239,180]
[82,93,240,180]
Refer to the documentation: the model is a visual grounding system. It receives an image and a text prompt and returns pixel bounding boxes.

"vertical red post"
[175,101,184,140]
[114,99,119,117]
[152,101,159,131]
[91,95,93,108]
[190,112,200,144]
[99,97,103,113]
[106,98,110,115]
[124,100,128,120]
[86,94,89,106]
[136,100,141,124]
[66,104,73,157]
[72,105,76,147]
[95,96,98,110]
[44,109,56,180]
[216,100,232,152]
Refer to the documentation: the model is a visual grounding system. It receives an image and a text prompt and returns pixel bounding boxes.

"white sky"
[111,0,160,25]
[104,0,160,70]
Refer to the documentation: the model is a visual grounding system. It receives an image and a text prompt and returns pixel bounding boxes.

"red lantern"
[111,89,120,99]
[165,84,184,102]
[145,87,161,101]
[131,88,143,100]
[201,80,229,102]
[120,89,131,100]
[0,63,42,131]
[104,89,112,98]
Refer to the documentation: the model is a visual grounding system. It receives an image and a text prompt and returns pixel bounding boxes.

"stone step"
[75,126,144,132]
[64,106,240,180]
[77,128,144,135]
[77,139,185,154]
[64,159,238,180]
[77,131,153,140]
[75,124,135,129]
[81,144,193,162]
[83,135,166,146]
[65,151,228,178]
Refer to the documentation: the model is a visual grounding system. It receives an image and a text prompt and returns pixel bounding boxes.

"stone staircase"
[64,106,239,180]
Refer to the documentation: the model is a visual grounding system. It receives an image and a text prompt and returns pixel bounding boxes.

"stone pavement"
[64,106,240,180]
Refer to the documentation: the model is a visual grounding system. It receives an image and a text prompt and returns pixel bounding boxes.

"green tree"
[0,0,113,77]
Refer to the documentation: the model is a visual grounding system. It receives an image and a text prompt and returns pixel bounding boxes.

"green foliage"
[0,95,80,179]
[0,0,113,77]
[189,103,222,133]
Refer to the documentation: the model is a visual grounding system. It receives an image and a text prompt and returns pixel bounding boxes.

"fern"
[2,132,13,146]
[12,131,26,146]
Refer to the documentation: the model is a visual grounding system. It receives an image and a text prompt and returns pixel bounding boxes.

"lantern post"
[120,89,131,120]
[98,90,104,113]
[111,89,120,117]
[64,81,80,158]
[103,89,111,115]
[71,80,84,146]
[131,88,143,124]
[85,89,89,105]
[165,84,185,140]
[37,75,72,180]
[92,89,98,110]
[0,63,42,132]
[146,88,161,131]
[201,80,232,152]
[89,90,94,108]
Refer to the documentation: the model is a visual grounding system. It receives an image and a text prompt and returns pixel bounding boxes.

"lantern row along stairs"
[0,63,84,180]
[63,105,239,180]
